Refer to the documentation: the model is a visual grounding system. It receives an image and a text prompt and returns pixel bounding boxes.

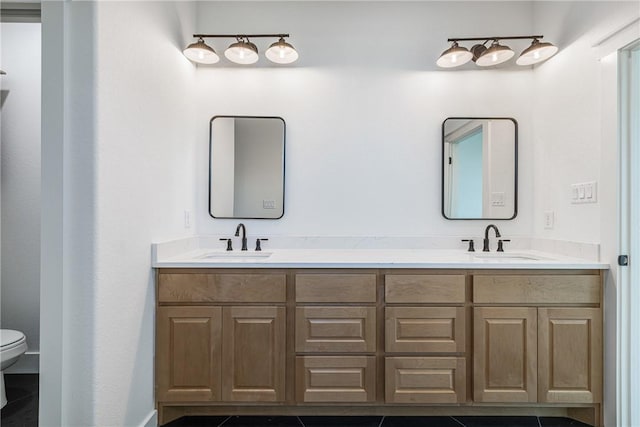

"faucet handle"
[255,238,269,251]
[461,239,475,252]
[219,238,233,251]
[497,239,511,252]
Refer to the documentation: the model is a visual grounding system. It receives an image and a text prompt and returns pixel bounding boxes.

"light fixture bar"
[193,34,290,39]
[447,35,544,42]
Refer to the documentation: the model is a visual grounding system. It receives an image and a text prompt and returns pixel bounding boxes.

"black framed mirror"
[209,115,285,219]
[442,117,517,220]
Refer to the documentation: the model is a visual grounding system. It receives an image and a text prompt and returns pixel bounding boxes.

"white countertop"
[152,248,608,270]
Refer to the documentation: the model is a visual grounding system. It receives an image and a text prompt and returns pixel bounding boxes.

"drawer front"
[385,275,465,303]
[385,307,466,353]
[158,273,286,303]
[473,275,600,304]
[296,356,376,403]
[385,357,466,404]
[296,306,376,353]
[295,274,377,303]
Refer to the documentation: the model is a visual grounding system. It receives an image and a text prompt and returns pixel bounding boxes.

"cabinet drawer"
[385,307,466,353]
[295,274,376,303]
[473,275,600,304]
[385,275,465,303]
[296,306,376,353]
[158,273,286,303]
[385,357,466,404]
[296,356,376,403]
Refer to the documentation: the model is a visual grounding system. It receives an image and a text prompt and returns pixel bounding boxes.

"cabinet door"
[538,308,602,403]
[222,306,286,402]
[296,306,376,353]
[474,307,537,403]
[156,306,222,402]
[386,307,465,353]
[385,357,466,404]
[296,356,376,403]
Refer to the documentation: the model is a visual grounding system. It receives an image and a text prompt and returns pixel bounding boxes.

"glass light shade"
[265,38,299,64]
[516,40,558,66]
[476,42,514,67]
[225,41,259,65]
[436,42,473,68]
[183,39,219,64]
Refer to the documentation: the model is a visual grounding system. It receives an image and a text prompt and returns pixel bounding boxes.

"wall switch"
[544,211,554,229]
[263,200,275,209]
[184,210,191,229]
[571,185,579,201]
[578,184,586,199]
[571,181,598,204]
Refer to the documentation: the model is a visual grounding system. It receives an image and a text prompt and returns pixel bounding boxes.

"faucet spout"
[235,223,248,251]
[483,224,501,252]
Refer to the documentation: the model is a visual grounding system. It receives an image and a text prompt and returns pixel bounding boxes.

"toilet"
[0,329,27,408]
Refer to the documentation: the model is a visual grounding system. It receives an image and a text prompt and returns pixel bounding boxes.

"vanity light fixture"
[184,34,298,65]
[437,35,558,68]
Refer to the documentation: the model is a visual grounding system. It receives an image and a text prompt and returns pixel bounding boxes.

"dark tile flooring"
[0,374,39,427]
[163,416,594,427]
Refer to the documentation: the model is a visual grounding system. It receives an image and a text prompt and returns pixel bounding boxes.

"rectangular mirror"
[209,116,285,219]
[442,117,517,220]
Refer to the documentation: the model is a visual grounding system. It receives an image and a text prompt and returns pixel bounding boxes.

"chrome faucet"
[235,223,248,251]
[483,224,501,252]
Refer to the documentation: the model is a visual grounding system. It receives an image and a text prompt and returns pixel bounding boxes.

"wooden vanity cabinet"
[473,274,602,405]
[156,272,287,405]
[384,274,468,404]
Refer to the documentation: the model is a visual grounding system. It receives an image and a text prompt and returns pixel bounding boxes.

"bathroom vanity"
[153,248,606,426]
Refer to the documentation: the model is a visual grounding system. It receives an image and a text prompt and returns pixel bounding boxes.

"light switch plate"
[544,211,554,229]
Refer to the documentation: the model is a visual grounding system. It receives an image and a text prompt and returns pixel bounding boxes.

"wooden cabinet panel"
[296,356,376,403]
[156,306,222,402]
[296,306,376,353]
[385,357,466,404]
[538,308,602,403]
[158,273,286,303]
[222,306,286,402]
[474,307,537,403]
[385,275,465,303]
[385,307,465,353]
[295,274,377,303]
[473,275,600,304]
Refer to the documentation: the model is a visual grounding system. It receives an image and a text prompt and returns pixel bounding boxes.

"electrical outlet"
[544,211,554,229]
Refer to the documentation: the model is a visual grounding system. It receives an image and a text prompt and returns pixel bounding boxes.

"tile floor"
[0,374,38,427]
[162,415,594,427]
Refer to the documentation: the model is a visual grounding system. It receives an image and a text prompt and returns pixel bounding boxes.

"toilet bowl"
[0,329,27,409]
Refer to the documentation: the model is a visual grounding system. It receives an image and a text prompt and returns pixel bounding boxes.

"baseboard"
[4,351,39,374]
[139,409,158,427]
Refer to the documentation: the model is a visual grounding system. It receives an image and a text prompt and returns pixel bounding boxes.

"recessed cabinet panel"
[474,307,537,403]
[385,307,465,353]
[385,275,465,303]
[156,306,222,402]
[158,273,286,303]
[296,306,376,353]
[538,308,602,403]
[296,356,376,403]
[295,274,377,303]
[385,357,466,404]
[473,275,600,304]
[222,306,286,402]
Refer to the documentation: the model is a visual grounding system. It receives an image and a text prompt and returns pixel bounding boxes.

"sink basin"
[473,253,544,261]
[198,251,273,261]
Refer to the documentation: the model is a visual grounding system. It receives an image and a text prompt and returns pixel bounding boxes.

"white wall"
[194,1,536,240]
[40,1,198,426]
[0,22,41,373]
[531,2,640,426]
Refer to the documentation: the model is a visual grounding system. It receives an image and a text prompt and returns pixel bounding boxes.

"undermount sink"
[473,253,544,261]
[198,251,273,261]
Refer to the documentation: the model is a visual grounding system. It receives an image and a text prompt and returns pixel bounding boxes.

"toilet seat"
[1,330,26,351]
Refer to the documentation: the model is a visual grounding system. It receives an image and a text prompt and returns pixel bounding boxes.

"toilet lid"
[1,330,25,348]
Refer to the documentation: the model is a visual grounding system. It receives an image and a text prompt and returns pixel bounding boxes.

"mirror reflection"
[209,116,285,219]
[442,118,517,220]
